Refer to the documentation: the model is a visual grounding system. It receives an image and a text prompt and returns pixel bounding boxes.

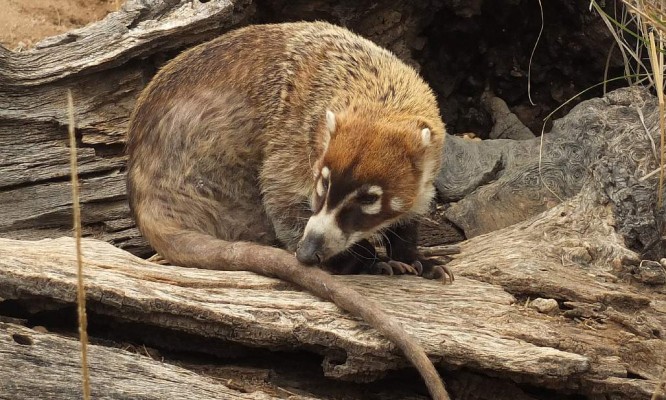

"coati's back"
[126,21,445,267]
[126,24,292,260]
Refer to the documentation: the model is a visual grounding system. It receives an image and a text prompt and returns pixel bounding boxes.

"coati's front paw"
[416,258,455,283]
[367,260,421,276]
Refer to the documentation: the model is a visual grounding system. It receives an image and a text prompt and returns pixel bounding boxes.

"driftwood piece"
[437,88,664,259]
[0,322,314,400]
[0,235,663,399]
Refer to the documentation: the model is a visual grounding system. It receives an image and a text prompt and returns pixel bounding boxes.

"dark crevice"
[626,371,649,380]
[11,333,33,345]
[0,168,124,192]
[76,141,127,157]
[415,0,627,136]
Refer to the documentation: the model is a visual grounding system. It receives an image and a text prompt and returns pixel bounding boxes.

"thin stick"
[68,90,91,400]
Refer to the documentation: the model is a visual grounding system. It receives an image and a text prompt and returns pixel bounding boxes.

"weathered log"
[437,88,665,262]
[0,322,315,400]
[0,0,255,257]
[0,233,663,399]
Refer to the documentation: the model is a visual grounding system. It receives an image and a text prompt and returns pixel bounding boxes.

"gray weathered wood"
[0,0,254,256]
[437,87,664,261]
[0,234,663,398]
[0,322,314,400]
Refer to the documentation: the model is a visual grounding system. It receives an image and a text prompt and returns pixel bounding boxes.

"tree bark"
[437,88,664,261]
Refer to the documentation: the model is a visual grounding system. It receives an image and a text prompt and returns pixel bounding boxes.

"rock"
[529,298,559,314]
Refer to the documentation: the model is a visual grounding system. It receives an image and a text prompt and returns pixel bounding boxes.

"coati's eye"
[357,193,379,206]
[322,177,329,192]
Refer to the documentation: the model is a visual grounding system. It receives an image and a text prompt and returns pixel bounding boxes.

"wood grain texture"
[438,87,663,258]
[0,235,663,398]
[0,322,314,399]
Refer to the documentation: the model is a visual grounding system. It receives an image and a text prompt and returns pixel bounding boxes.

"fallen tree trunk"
[0,233,663,399]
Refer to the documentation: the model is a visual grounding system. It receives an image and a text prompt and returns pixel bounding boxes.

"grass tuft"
[592,0,666,207]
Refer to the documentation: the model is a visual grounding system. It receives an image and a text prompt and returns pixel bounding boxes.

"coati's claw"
[387,260,419,275]
[411,260,424,276]
[417,258,455,283]
[442,265,455,282]
[435,265,455,283]
[373,261,394,275]
[365,260,421,276]
[422,264,454,283]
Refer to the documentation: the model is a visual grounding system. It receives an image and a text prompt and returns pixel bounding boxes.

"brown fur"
[126,22,448,399]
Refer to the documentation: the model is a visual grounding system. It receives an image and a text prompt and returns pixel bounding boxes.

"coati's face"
[295,109,440,265]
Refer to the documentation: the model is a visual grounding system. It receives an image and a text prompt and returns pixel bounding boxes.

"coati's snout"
[296,207,351,265]
[295,232,325,264]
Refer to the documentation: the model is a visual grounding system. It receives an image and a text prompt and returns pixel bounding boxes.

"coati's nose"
[296,233,325,265]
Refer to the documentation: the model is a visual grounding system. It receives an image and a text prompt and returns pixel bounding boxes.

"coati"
[126,22,451,399]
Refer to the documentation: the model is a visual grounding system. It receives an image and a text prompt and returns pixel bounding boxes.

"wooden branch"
[0,322,314,399]
[418,245,461,257]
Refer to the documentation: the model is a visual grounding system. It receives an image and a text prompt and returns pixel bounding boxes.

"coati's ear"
[322,109,336,154]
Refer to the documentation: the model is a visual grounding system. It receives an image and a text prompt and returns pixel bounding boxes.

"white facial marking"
[326,110,336,133]
[367,185,383,196]
[421,128,431,146]
[390,197,404,211]
[360,186,383,215]
[361,201,382,215]
[302,203,346,258]
[321,166,330,179]
[316,178,325,197]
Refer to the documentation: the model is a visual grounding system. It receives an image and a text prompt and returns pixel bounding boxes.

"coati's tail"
[141,222,450,400]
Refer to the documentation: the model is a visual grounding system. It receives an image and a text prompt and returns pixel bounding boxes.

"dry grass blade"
[648,30,665,207]
[68,89,91,400]
[652,368,666,399]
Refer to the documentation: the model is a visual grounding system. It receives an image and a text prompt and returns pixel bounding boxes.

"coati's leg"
[381,220,454,282]
[321,239,379,274]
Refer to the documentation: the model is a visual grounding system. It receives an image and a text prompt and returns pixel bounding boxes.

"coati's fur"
[126,22,449,398]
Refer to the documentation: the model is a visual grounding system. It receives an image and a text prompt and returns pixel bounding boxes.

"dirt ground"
[0,0,120,50]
